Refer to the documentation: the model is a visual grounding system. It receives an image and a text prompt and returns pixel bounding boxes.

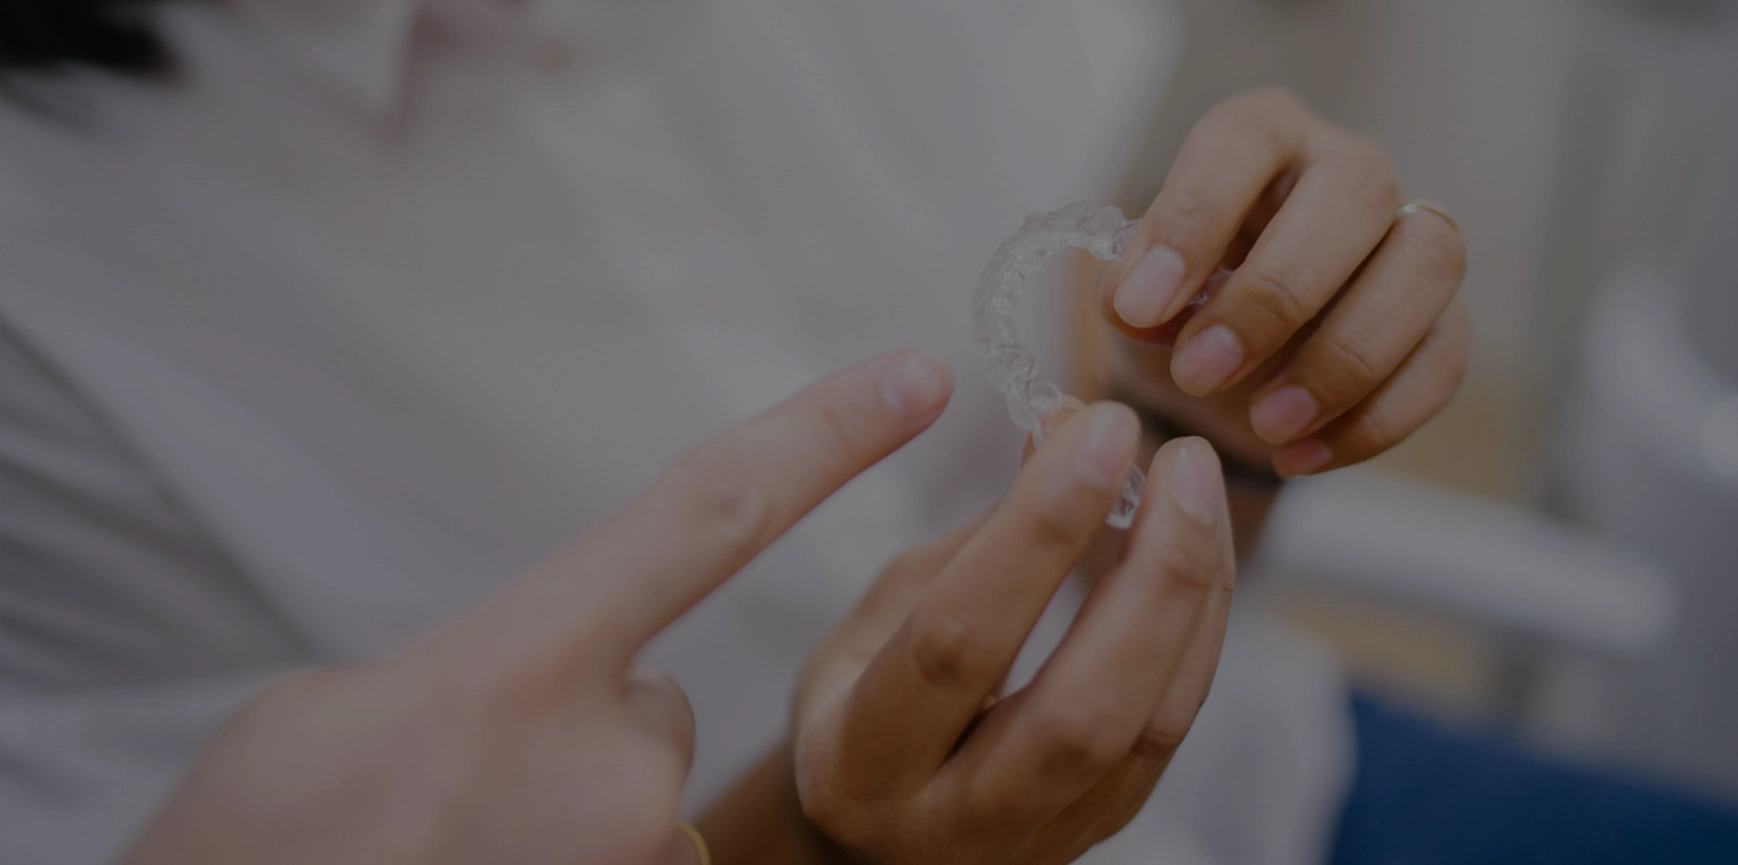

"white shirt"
[0,1,1350,863]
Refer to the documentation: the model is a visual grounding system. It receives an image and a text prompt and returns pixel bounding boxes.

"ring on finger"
[1397,198,1459,235]
[676,822,711,865]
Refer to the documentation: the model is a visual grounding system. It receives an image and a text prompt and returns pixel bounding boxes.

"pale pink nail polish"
[1077,404,1140,487]
[1250,386,1320,444]
[1171,325,1244,395]
[1168,438,1223,526]
[1112,245,1187,328]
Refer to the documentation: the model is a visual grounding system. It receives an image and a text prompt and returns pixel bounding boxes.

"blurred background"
[1133,0,1738,812]
[5,0,1738,863]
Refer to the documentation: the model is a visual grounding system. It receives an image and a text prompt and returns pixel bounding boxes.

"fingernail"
[1171,325,1244,395]
[1035,395,1088,438]
[880,352,950,418]
[1076,403,1139,487]
[1168,438,1222,525]
[1112,245,1188,327]
[1274,439,1333,477]
[1250,386,1319,444]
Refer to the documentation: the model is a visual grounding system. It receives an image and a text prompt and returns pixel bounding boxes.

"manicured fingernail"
[1076,403,1140,487]
[1168,437,1223,525]
[1113,245,1188,328]
[1250,386,1319,444]
[880,352,950,418]
[1274,439,1333,477]
[1171,325,1244,395]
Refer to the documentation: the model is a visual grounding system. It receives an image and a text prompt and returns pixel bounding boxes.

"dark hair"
[0,0,173,76]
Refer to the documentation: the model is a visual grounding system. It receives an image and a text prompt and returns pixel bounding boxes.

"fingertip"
[1111,245,1189,329]
[1249,384,1320,445]
[1170,325,1245,396]
[1075,402,1141,489]
[1026,395,1088,462]
[879,350,954,421]
[1154,436,1225,526]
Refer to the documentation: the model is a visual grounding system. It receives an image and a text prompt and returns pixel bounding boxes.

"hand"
[120,351,957,865]
[790,403,1236,864]
[1099,88,1469,477]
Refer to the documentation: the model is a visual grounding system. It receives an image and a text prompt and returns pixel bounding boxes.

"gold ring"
[676,822,711,865]
[1397,198,1459,234]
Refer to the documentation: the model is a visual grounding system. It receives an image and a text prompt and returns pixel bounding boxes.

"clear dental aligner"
[972,203,1146,529]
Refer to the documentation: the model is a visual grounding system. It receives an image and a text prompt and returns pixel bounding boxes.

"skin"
[120,89,1466,865]
[1093,88,1469,481]
[122,351,1237,865]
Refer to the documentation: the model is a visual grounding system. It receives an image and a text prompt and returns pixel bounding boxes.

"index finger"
[1105,89,1312,331]
[485,351,954,670]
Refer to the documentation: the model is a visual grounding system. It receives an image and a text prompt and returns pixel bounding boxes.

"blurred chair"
[1245,439,1738,864]
[1557,263,1738,800]
[1257,469,1676,661]
[1543,0,1738,801]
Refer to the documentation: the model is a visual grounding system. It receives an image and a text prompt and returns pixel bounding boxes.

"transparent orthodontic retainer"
[972,203,1147,529]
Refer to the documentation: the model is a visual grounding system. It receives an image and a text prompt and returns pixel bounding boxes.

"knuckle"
[1315,326,1388,397]
[1158,545,1219,594]
[1237,264,1316,332]
[907,612,996,692]
[1027,493,1091,549]
[1350,410,1396,454]
[1334,137,1399,209]
[1205,100,1286,154]
[1217,87,1307,134]
[816,394,875,456]
[1030,705,1125,775]
[681,454,776,550]
[1130,714,1193,761]
[1246,86,1309,114]
[1164,189,1229,238]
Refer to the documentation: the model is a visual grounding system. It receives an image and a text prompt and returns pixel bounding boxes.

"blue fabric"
[1328,694,1738,865]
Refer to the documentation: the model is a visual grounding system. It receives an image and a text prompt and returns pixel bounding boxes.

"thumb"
[1021,395,1089,464]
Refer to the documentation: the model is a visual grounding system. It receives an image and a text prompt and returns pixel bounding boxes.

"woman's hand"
[121,350,958,865]
[786,405,1236,864]
[1099,88,1469,477]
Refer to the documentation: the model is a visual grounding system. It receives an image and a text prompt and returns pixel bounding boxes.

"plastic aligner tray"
[972,203,1145,528]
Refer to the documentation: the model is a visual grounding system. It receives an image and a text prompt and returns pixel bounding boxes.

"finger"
[1169,134,1400,397]
[1018,747,1165,861]
[948,437,1234,827]
[837,402,1140,786]
[1084,772,1163,848]
[793,515,987,718]
[1245,202,1465,445]
[1022,396,1087,464]
[1106,89,1312,331]
[623,665,697,770]
[1273,300,1470,476]
[485,351,954,670]
[1035,495,1239,851]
